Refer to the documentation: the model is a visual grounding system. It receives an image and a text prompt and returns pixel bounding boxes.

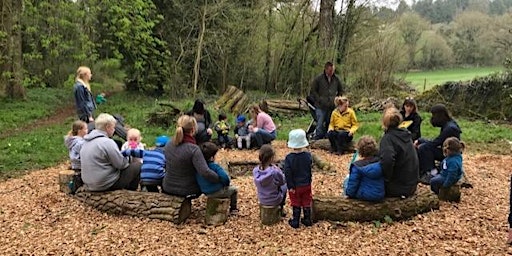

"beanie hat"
[155,135,170,147]
[236,115,246,123]
[287,129,309,149]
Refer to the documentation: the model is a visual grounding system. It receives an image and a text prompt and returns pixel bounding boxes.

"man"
[309,61,344,140]
[81,113,141,191]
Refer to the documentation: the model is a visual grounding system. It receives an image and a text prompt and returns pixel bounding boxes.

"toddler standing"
[284,129,313,228]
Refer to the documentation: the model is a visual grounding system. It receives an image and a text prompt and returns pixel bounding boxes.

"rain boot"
[288,207,300,229]
[301,207,312,227]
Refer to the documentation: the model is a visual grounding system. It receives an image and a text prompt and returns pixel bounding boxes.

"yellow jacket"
[328,107,359,135]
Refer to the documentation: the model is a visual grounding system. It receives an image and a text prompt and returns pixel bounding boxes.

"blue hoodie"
[253,165,287,206]
[196,162,230,195]
[345,156,385,202]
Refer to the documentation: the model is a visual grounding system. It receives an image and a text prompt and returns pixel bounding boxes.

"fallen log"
[232,94,249,114]
[215,85,238,108]
[310,139,355,153]
[223,90,245,113]
[75,189,191,224]
[265,99,309,111]
[312,186,439,222]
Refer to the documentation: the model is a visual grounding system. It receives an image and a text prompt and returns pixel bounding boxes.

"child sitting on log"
[197,142,239,215]
[253,144,287,216]
[64,120,89,193]
[343,135,385,202]
[284,129,313,228]
[430,137,465,194]
[121,135,169,192]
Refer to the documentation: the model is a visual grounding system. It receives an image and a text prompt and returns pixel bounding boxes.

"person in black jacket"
[414,104,461,184]
[399,97,422,141]
[186,99,213,144]
[309,61,344,140]
[379,108,419,198]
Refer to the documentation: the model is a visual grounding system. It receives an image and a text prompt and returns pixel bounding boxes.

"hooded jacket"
[345,156,385,202]
[309,72,344,111]
[64,135,84,170]
[81,129,130,191]
[380,127,419,197]
[253,165,287,206]
[73,81,96,121]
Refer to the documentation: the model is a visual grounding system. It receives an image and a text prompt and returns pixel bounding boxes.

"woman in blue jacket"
[73,66,96,123]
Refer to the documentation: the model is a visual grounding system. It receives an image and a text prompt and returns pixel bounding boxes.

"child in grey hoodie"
[253,144,287,215]
[64,120,88,171]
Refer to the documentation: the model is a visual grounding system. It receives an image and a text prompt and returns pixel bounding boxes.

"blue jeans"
[313,108,331,140]
[429,174,445,194]
[252,129,276,148]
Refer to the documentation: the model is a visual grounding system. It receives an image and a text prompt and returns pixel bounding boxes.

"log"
[309,139,355,153]
[232,94,249,114]
[439,185,461,202]
[265,99,309,111]
[75,189,192,224]
[205,197,230,226]
[259,204,282,226]
[312,154,334,172]
[58,170,75,194]
[312,187,439,222]
[223,90,245,113]
[215,85,238,108]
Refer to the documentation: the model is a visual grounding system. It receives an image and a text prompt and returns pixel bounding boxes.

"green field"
[397,66,504,92]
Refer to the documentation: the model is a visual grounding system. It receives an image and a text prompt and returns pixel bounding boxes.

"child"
[234,115,251,149]
[121,128,145,150]
[344,136,385,202]
[121,135,169,192]
[214,113,231,148]
[430,137,465,194]
[64,120,88,193]
[96,92,107,105]
[253,144,287,216]
[284,129,313,228]
[327,96,359,155]
[399,97,422,141]
[197,142,238,214]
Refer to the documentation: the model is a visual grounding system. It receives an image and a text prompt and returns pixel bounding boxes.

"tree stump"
[312,187,439,222]
[205,197,230,226]
[58,170,75,194]
[439,184,461,202]
[310,139,355,153]
[259,204,281,226]
[74,190,191,224]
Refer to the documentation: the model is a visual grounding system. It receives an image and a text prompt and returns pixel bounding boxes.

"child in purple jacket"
[253,144,287,216]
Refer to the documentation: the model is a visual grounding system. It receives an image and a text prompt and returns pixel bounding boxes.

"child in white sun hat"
[283,129,313,228]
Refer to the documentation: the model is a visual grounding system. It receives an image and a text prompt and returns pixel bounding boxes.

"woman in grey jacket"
[162,115,219,197]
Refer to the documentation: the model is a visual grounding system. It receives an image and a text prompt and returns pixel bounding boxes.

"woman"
[327,96,359,155]
[379,107,419,198]
[186,99,213,144]
[73,66,96,123]
[248,104,277,148]
[414,104,461,184]
[162,115,219,197]
[399,97,422,141]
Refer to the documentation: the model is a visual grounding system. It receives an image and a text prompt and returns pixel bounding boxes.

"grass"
[397,66,504,92]
[1,88,511,178]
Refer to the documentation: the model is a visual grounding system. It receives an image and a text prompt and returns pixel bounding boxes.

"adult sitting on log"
[248,104,277,149]
[379,108,419,198]
[162,115,220,198]
[81,113,141,192]
[414,104,461,184]
[186,99,213,145]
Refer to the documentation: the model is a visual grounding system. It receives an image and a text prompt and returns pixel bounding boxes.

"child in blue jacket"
[344,135,385,202]
[197,142,239,214]
[430,137,464,194]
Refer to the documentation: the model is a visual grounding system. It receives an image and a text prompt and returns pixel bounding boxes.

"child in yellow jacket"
[327,96,359,155]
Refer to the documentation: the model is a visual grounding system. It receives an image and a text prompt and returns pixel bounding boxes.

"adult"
[73,66,96,123]
[81,113,141,192]
[414,104,461,183]
[248,104,277,148]
[309,61,344,140]
[399,97,422,141]
[326,96,359,155]
[87,114,127,149]
[379,108,419,197]
[162,115,219,197]
[186,99,213,144]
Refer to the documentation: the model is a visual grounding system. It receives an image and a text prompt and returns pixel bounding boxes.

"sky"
[311,0,415,12]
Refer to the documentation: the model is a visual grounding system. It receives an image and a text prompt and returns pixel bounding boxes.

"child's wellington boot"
[301,207,312,227]
[288,207,300,229]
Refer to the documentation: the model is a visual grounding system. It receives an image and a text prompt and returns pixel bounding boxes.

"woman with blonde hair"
[73,66,96,123]
[327,96,359,155]
[248,104,276,148]
[379,107,419,197]
[162,115,220,197]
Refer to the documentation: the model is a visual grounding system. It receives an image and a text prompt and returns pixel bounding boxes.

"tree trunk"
[312,187,439,222]
[205,197,230,225]
[336,0,357,65]
[223,90,245,113]
[319,0,335,49]
[264,0,272,92]
[259,204,281,226]
[215,85,239,108]
[439,185,461,203]
[58,170,75,194]
[75,190,192,224]
[310,139,355,153]
[192,0,207,95]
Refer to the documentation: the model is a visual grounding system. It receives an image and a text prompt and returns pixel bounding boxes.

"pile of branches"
[215,86,250,114]
[146,101,182,127]
[352,97,400,112]
[417,72,512,121]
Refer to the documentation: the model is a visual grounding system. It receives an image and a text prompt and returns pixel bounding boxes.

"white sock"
[430,169,438,176]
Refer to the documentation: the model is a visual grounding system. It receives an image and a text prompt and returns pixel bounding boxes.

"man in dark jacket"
[380,108,419,198]
[309,61,344,140]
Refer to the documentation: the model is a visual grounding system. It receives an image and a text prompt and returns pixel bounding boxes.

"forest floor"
[0,141,511,255]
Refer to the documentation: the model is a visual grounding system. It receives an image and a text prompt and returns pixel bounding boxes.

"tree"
[415,30,454,69]
[449,11,491,65]
[0,0,25,99]
[397,12,430,69]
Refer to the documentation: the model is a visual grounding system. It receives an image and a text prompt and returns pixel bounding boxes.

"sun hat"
[155,135,170,147]
[236,115,246,123]
[287,129,309,149]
